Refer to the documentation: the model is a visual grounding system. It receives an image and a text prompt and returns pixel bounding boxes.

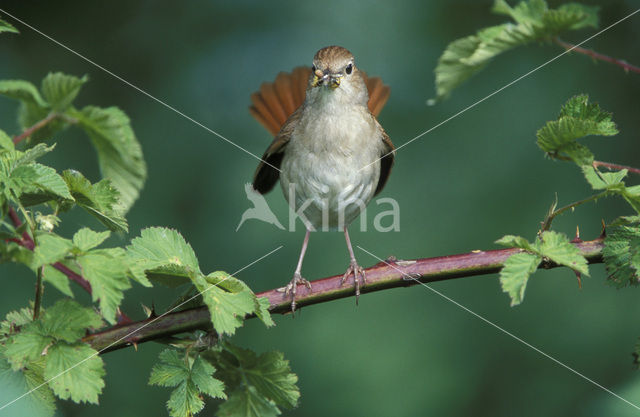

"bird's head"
[306,46,368,106]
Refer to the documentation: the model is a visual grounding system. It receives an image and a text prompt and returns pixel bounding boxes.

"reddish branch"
[83,238,604,353]
[12,113,59,145]
[593,160,640,176]
[7,207,92,292]
[555,37,640,74]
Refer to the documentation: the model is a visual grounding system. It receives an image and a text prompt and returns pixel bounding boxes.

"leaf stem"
[541,191,608,231]
[554,37,640,74]
[82,238,605,353]
[33,266,44,320]
[593,160,640,176]
[12,112,59,145]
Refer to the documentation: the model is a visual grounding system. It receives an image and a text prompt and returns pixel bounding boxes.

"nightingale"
[251,45,395,312]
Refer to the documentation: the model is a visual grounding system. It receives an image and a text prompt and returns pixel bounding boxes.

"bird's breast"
[279,104,383,230]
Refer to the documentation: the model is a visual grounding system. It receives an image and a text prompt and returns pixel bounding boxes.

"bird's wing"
[252,108,301,194]
[374,125,395,196]
[249,67,390,136]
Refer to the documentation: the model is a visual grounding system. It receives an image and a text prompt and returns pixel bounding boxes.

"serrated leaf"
[538,230,589,275]
[16,143,56,166]
[44,343,105,404]
[28,163,74,200]
[0,79,48,108]
[77,250,131,324]
[0,128,14,150]
[150,349,225,417]
[603,224,640,288]
[255,297,275,328]
[214,344,299,414]
[31,233,74,269]
[495,234,535,251]
[432,1,598,101]
[499,252,541,306]
[69,106,146,212]
[42,265,73,297]
[62,169,128,232]
[3,299,102,370]
[41,73,88,112]
[537,95,617,164]
[0,354,56,417]
[72,227,110,252]
[217,386,281,417]
[194,273,255,336]
[126,227,200,286]
[41,298,103,342]
[0,17,19,34]
[581,165,627,191]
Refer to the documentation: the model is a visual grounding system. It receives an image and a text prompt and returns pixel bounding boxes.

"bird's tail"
[249,66,391,136]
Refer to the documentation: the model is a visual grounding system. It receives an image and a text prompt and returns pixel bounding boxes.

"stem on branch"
[12,112,59,145]
[541,191,607,231]
[554,37,640,74]
[83,238,604,353]
[33,266,44,320]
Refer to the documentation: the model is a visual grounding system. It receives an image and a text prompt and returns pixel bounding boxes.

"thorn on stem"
[571,225,582,243]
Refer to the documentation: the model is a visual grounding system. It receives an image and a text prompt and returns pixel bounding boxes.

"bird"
[236,183,285,231]
[250,45,394,312]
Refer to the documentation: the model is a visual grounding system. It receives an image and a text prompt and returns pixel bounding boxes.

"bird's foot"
[341,260,366,304]
[283,272,312,314]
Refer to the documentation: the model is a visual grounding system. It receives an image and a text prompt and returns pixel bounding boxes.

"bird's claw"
[341,260,366,304]
[285,272,311,314]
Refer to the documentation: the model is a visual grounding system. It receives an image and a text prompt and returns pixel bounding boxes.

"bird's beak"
[311,69,342,89]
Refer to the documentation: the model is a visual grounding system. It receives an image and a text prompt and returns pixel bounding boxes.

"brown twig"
[83,238,605,353]
[12,112,59,145]
[554,37,640,74]
[593,160,640,176]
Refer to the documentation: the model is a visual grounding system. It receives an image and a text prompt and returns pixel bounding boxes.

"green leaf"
[72,227,110,251]
[0,128,14,150]
[69,106,146,212]
[31,233,74,269]
[16,143,56,166]
[213,344,299,415]
[0,80,48,108]
[0,354,56,417]
[432,1,598,101]
[42,265,73,297]
[0,17,19,34]
[255,297,275,328]
[62,169,128,232]
[538,230,589,275]
[41,73,88,112]
[495,234,535,251]
[44,343,105,404]
[499,252,541,306]
[217,386,281,417]
[41,299,103,342]
[126,227,200,287]
[537,95,617,164]
[603,224,640,288]
[3,300,102,370]
[195,273,256,336]
[149,349,225,417]
[77,249,131,324]
[27,163,74,200]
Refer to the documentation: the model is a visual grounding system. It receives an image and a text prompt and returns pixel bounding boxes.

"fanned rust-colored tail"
[250,66,390,136]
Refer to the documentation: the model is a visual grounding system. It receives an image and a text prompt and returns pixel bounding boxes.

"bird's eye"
[345,64,353,75]
[311,65,316,72]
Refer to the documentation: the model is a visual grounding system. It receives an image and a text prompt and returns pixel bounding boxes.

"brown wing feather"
[249,67,390,136]
[375,126,395,196]
[252,109,301,194]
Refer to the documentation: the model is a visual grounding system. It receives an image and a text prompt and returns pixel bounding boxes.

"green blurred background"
[1,0,640,416]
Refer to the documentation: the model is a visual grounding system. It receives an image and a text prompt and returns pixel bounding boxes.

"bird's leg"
[341,227,366,304]
[284,229,312,313]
